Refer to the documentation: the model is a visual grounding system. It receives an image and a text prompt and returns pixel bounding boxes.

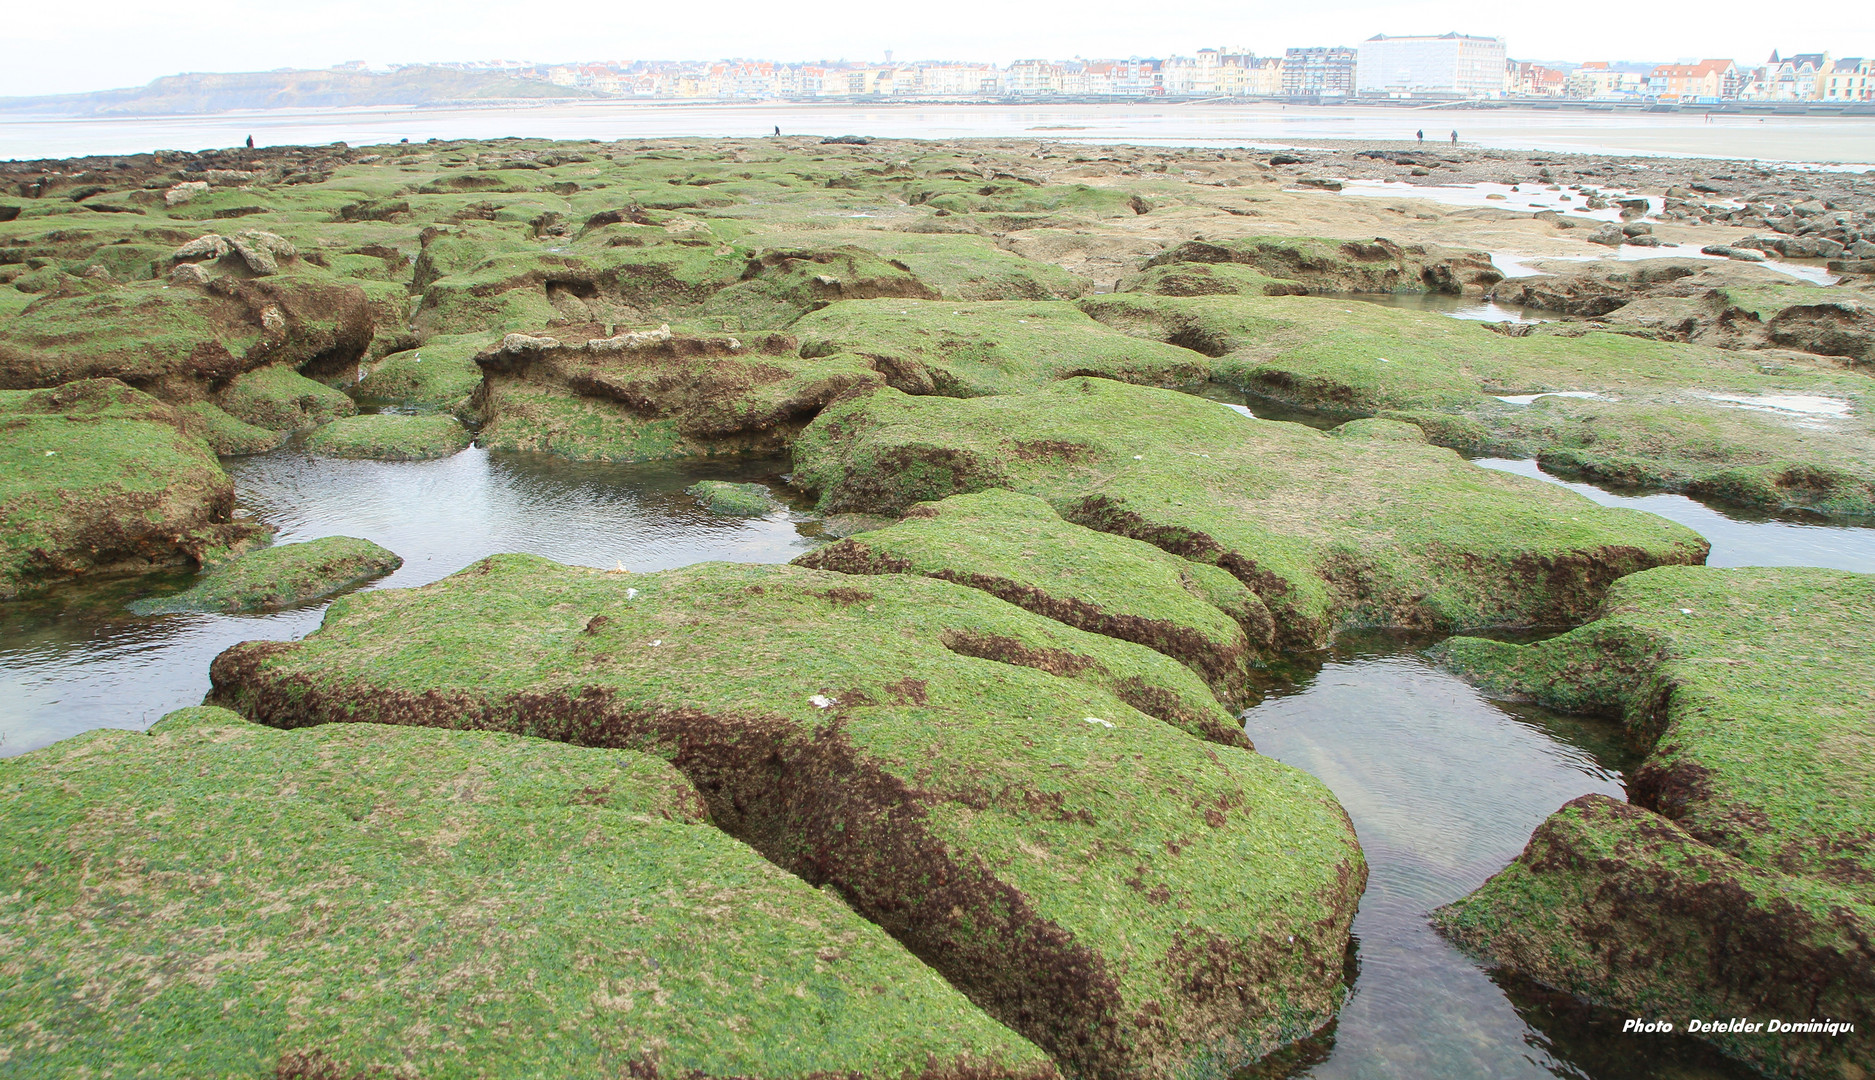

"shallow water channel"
[2,420,1870,1076]
[0,447,818,755]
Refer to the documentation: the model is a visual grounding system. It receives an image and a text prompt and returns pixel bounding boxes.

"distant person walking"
[1416,129,1424,142]
[773,125,781,136]
[245,135,254,149]
[1450,130,1458,144]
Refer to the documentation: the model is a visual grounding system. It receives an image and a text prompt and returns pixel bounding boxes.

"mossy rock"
[208,555,1366,1080]
[1430,566,1875,1078]
[413,243,749,335]
[793,377,1708,652]
[473,329,883,463]
[795,489,1264,706]
[688,480,781,516]
[0,706,1054,1079]
[476,377,690,462]
[1139,236,1500,294]
[304,413,472,461]
[0,379,265,600]
[217,362,358,432]
[1085,292,1875,514]
[791,299,1207,397]
[0,275,375,401]
[697,246,939,330]
[356,334,493,414]
[850,233,1088,301]
[1117,262,1309,298]
[128,535,400,614]
[179,400,286,454]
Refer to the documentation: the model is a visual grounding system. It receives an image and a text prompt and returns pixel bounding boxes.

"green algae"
[476,377,690,462]
[794,489,1265,704]
[355,334,492,415]
[790,298,1207,398]
[1430,565,1875,1076]
[793,377,1708,651]
[303,412,472,461]
[128,535,400,614]
[688,480,781,516]
[0,379,261,599]
[208,555,1365,1080]
[1084,292,1875,515]
[178,399,286,454]
[473,330,882,464]
[1139,236,1501,294]
[0,706,1054,1079]
[1117,261,1309,298]
[217,362,357,431]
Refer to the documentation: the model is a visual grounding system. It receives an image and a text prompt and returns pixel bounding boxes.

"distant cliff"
[0,67,603,117]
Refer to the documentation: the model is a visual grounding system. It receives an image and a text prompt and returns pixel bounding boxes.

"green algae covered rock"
[208,555,1366,1080]
[217,362,358,432]
[178,399,286,454]
[1140,236,1501,294]
[794,378,1708,652]
[688,479,781,516]
[795,489,1266,705]
[1430,566,1875,1078]
[790,298,1207,397]
[128,535,400,614]
[474,328,882,463]
[0,379,265,600]
[0,275,376,401]
[1085,292,1875,515]
[356,333,492,414]
[0,706,1054,1080]
[304,412,473,461]
[1117,261,1309,298]
[697,246,939,330]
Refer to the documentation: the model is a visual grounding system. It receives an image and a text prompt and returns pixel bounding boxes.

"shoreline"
[6,101,1875,164]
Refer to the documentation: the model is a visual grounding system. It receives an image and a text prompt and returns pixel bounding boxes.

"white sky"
[8,0,1874,98]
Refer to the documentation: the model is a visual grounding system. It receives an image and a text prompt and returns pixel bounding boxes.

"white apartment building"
[1355,33,1506,98]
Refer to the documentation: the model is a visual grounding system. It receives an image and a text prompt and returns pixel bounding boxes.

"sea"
[4,99,1875,163]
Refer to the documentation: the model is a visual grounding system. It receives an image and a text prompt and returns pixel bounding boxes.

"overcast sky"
[9,0,1874,97]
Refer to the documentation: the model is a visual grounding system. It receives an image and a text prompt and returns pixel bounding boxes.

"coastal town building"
[1282,47,1358,97]
[1817,57,1871,101]
[1646,59,1738,100]
[1507,61,1568,97]
[484,39,1873,105]
[1566,61,1650,100]
[1355,33,1507,98]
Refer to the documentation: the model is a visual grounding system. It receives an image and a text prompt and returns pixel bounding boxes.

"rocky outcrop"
[794,489,1266,715]
[790,298,1208,397]
[0,274,376,407]
[208,556,1366,1080]
[303,412,471,460]
[0,705,1056,1079]
[1140,236,1501,295]
[688,479,782,515]
[1433,566,1875,1079]
[472,326,883,462]
[128,535,400,614]
[1088,291,1875,516]
[169,229,299,276]
[792,377,1707,652]
[0,379,267,599]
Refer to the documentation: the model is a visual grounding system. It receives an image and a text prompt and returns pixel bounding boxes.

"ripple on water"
[1242,637,1761,1079]
[1476,458,1875,574]
[0,447,821,757]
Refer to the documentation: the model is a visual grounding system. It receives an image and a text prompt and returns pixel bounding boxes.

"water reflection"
[0,447,818,756]
[1331,291,1549,324]
[1476,458,1875,573]
[1241,633,1759,1080]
